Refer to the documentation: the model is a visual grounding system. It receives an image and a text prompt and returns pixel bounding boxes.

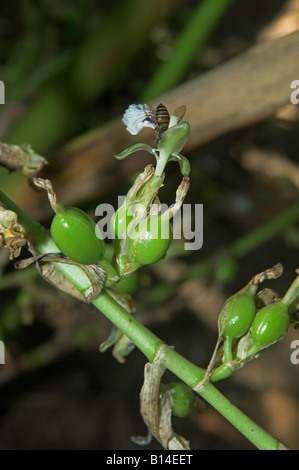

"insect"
[143,103,186,144]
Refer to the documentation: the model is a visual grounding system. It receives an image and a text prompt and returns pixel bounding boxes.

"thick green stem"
[197,383,283,450]
[0,189,287,450]
[94,291,162,361]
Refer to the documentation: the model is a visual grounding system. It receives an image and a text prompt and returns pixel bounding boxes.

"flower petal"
[122,104,155,135]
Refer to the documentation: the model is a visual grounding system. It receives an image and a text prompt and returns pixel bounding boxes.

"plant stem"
[93,296,284,449]
[197,383,283,450]
[0,189,287,449]
[94,291,163,361]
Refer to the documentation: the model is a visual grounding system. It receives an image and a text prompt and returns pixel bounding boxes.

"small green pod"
[51,207,105,265]
[129,214,173,265]
[210,363,233,383]
[164,382,194,418]
[248,302,290,354]
[219,292,256,340]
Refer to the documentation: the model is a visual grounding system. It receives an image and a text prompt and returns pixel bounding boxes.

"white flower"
[122,104,155,135]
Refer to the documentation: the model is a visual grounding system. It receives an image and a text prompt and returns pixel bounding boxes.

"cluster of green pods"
[110,167,189,277]
[111,179,181,275]
[220,287,290,358]
[35,174,176,295]
[210,264,298,383]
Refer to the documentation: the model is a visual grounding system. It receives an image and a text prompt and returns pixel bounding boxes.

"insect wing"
[174,105,186,123]
[143,104,156,125]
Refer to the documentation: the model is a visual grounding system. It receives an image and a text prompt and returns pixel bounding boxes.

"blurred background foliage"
[1,0,299,450]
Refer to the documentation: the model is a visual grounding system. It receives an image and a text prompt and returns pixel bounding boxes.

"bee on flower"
[118,102,191,177]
